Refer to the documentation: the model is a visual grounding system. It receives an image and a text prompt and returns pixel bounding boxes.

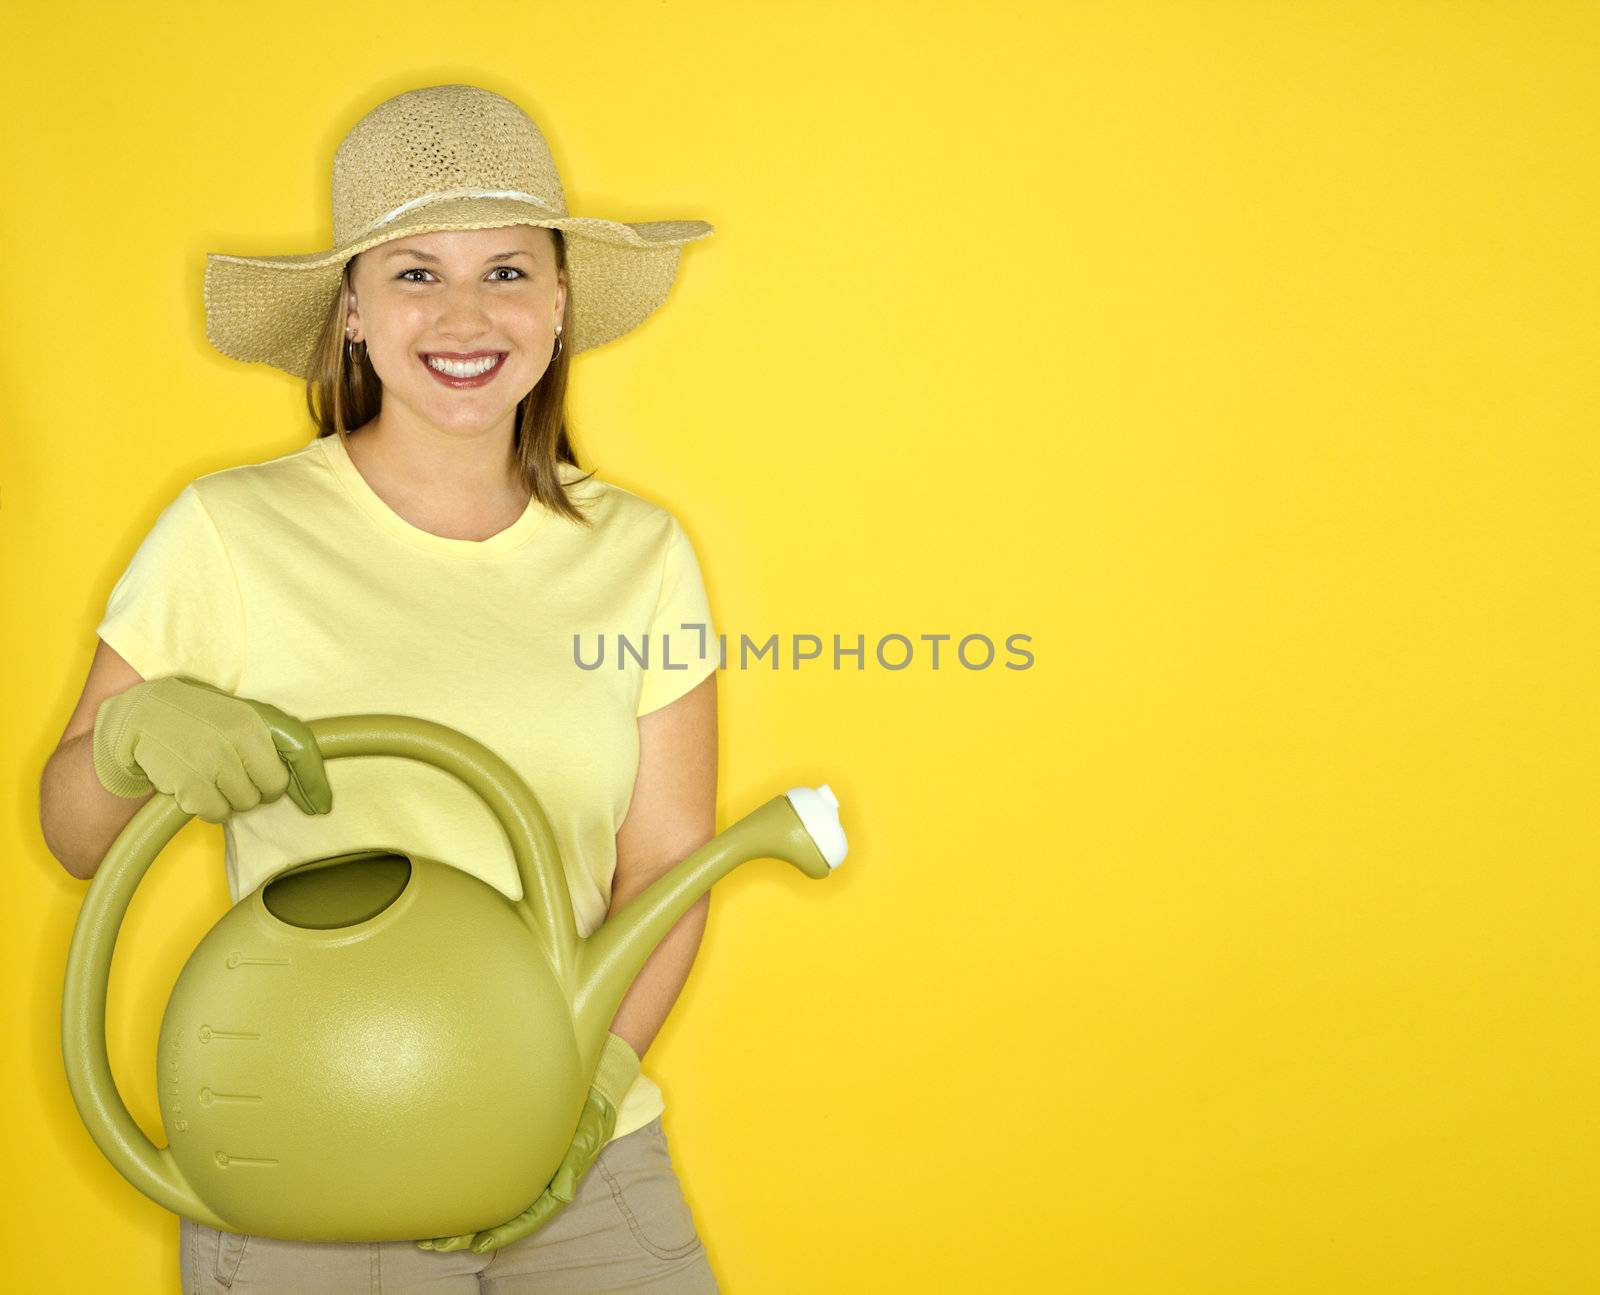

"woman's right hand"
[91,675,333,823]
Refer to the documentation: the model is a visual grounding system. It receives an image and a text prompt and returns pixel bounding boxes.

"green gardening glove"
[92,675,332,820]
[416,1031,642,1255]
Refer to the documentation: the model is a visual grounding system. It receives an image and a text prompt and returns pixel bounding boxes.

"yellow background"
[4,2,1596,1291]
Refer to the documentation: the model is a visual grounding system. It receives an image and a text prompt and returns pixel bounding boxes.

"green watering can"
[61,712,847,1242]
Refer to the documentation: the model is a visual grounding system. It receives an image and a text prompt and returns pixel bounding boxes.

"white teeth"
[425,354,500,377]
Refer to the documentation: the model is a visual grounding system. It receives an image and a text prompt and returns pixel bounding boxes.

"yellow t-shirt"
[94,430,718,1143]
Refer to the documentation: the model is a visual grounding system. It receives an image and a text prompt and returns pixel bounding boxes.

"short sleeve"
[636,518,717,717]
[95,482,246,691]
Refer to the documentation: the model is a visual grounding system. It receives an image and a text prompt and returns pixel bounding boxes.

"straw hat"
[202,84,714,379]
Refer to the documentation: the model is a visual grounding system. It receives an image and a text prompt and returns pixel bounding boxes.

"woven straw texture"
[202,85,713,378]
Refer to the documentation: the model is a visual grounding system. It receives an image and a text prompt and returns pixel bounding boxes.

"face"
[345,225,567,440]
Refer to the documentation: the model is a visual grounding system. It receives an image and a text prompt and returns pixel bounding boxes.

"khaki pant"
[179,1116,719,1293]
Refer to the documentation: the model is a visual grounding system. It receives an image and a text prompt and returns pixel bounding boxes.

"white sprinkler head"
[784,784,848,870]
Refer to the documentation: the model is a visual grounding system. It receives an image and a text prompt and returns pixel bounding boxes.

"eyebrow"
[382,248,533,263]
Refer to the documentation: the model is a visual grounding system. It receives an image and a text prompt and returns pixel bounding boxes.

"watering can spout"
[572,787,846,1052]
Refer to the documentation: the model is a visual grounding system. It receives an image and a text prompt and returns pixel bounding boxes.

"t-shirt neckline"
[316,430,560,559]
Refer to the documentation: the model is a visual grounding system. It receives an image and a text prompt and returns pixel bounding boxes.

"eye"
[395,267,527,283]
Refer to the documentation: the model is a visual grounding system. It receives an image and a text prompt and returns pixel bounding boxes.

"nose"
[431,280,495,342]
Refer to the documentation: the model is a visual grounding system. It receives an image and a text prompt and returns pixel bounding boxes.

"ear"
[343,260,362,336]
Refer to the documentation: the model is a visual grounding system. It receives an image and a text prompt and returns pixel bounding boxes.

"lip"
[419,351,507,388]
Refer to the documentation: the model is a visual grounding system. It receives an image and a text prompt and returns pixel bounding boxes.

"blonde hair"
[303,226,596,527]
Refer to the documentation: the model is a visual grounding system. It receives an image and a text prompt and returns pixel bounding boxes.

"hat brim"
[203,195,714,379]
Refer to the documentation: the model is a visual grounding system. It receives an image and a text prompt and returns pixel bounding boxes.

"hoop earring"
[345,331,367,364]
[552,328,563,362]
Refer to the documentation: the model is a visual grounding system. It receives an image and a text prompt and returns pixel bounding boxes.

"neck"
[346,412,525,507]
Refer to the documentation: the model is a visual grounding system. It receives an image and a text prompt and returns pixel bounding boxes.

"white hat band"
[351,187,560,242]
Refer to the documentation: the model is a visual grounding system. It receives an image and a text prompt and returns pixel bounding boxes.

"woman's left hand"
[415,1032,642,1255]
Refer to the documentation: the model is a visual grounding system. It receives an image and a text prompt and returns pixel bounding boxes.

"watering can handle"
[60,712,579,1228]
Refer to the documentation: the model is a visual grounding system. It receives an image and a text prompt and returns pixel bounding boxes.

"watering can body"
[63,713,847,1242]
[159,849,584,1240]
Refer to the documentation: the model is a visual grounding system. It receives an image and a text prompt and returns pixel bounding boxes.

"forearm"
[40,732,154,880]
[604,887,710,1061]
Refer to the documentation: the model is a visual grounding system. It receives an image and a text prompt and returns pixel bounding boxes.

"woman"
[41,84,723,1293]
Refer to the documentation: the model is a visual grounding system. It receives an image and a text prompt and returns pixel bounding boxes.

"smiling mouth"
[419,352,508,383]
